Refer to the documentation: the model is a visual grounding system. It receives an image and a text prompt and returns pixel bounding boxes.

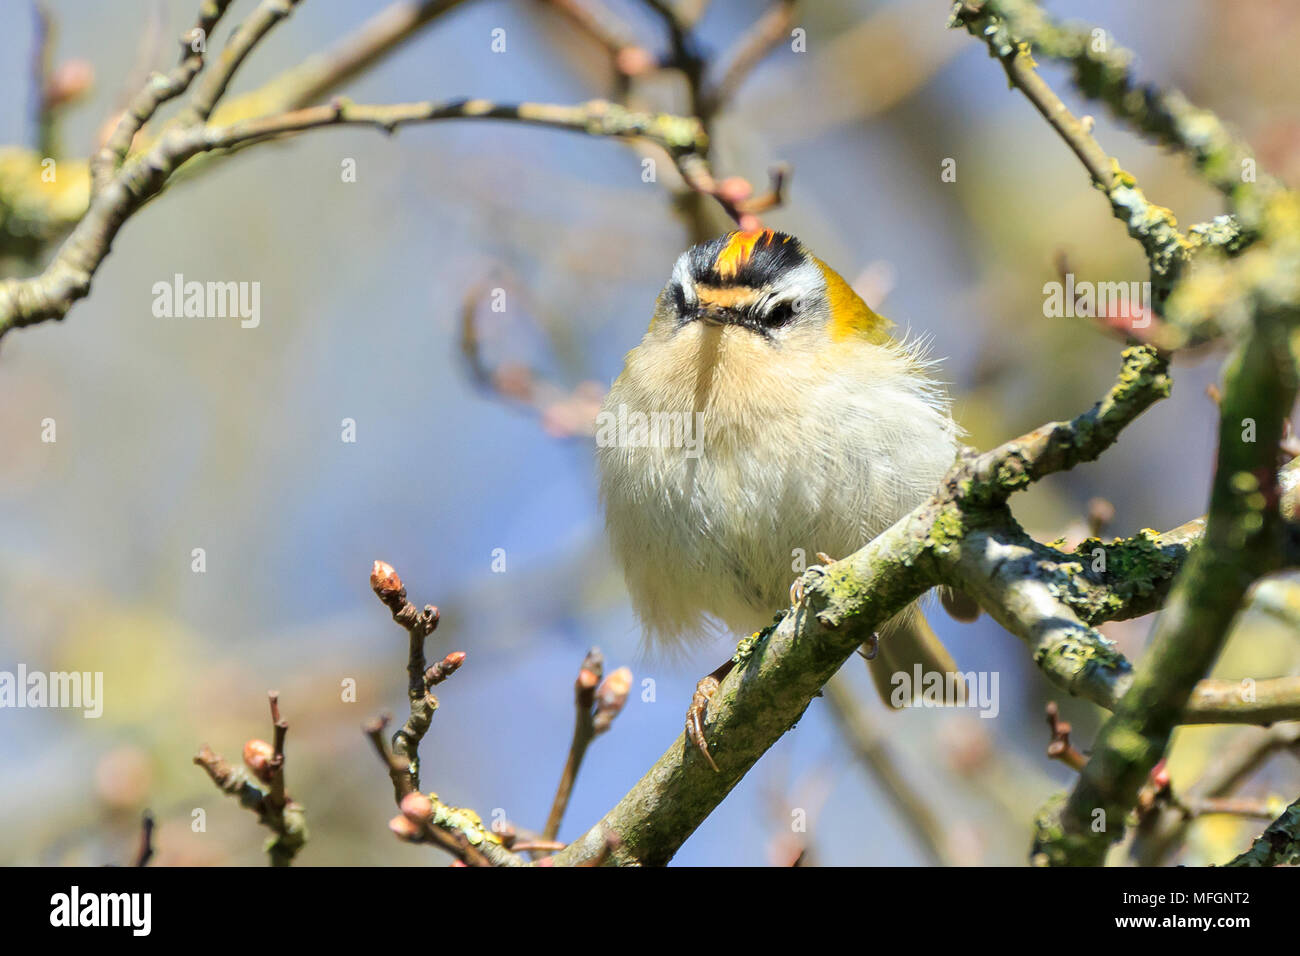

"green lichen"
[927,507,967,554]
[1033,623,1129,685]
[1061,527,1189,622]
[732,624,776,666]
[429,795,502,847]
[1030,792,1100,867]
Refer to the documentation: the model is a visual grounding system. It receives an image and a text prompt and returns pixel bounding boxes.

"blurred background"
[1,0,1298,866]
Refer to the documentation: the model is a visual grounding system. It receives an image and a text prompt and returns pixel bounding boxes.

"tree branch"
[194,692,309,866]
[550,346,1179,865]
[1036,310,1299,865]
[1225,795,1300,867]
[0,96,707,340]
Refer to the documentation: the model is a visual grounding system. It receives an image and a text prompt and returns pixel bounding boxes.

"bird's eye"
[763,298,802,327]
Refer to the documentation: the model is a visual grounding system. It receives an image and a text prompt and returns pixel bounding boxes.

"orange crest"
[714,229,782,279]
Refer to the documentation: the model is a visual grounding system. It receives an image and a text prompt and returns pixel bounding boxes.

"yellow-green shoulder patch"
[815,257,894,343]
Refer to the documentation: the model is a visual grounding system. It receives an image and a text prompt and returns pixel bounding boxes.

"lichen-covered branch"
[202,96,707,156]
[4,0,471,256]
[4,0,783,341]
[951,0,1300,868]
[951,2,1193,312]
[1036,310,1299,865]
[1225,795,1300,867]
[963,0,1281,213]
[544,340,1300,865]
[0,94,707,340]
[957,345,1171,507]
[180,0,305,125]
[90,0,238,193]
[364,713,521,867]
[551,346,1277,866]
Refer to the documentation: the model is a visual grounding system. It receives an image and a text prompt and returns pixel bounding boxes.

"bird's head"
[650,229,894,348]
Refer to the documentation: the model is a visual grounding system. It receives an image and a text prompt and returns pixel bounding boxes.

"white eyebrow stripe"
[670,254,697,304]
[765,259,823,305]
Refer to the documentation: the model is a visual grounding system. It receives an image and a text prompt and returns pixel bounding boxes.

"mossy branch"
[1036,312,1300,865]
[1225,796,1300,867]
[552,346,1300,865]
[962,0,1280,215]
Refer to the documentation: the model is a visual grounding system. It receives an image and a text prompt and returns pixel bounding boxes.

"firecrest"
[597,229,967,769]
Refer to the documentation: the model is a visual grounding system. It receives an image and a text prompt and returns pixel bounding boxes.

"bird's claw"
[685,659,735,773]
[686,676,721,773]
[857,632,881,661]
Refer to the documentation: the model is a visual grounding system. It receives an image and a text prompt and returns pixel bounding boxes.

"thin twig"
[0,96,710,339]
[193,693,308,866]
[90,0,238,193]
[182,0,304,124]
[370,560,441,788]
[1045,702,1088,772]
[132,810,155,867]
[544,649,603,841]
[700,0,796,121]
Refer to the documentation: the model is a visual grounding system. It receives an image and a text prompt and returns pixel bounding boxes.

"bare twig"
[132,810,155,867]
[542,0,652,88]
[193,693,308,866]
[700,0,796,121]
[30,2,55,156]
[369,560,441,789]
[1132,724,1300,865]
[458,279,607,438]
[365,562,525,867]
[182,0,304,125]
[1183,796,1279,820]
[90,0,237,193]
[245,0,475,111]
[544,649,602,841]
[0,96,710,339]
[543,651,632,840]
[1044,702,1088,772]
[952,1,1193,320]
[364,714,414,801]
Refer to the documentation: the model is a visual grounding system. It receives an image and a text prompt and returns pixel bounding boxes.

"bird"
[596,228,971,770]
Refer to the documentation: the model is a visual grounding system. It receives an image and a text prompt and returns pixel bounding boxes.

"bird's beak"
[697,306,738,327]
[687,285,767,334]
[695,304,770,336]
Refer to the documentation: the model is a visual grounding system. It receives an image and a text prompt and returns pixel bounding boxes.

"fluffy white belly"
[598,329,957,649]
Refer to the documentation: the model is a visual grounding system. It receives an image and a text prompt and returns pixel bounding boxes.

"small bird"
[597,229,968,769]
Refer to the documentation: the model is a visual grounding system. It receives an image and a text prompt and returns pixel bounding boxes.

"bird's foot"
[791,553,837,606]
[685,658,735,773]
